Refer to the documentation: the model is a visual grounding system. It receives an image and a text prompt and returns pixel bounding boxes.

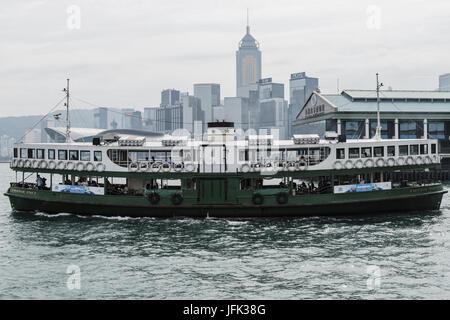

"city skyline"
[1,0,450,117]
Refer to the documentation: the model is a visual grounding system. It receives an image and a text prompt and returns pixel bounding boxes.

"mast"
[375,73,383,140]
[63,79,71,142]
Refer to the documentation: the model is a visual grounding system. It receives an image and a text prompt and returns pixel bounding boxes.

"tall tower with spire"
[236,10,261,96]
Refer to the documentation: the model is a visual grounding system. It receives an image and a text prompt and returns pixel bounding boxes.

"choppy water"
[1,163,450,299]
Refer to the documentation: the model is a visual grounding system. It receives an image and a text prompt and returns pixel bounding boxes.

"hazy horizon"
[1,0,449,117]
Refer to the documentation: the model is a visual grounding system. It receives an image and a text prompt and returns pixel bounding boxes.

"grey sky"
[1,0,449,117]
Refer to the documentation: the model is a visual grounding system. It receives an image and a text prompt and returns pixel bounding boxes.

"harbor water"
[1,163,450,299]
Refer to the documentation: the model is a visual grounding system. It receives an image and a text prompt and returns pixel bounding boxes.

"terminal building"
[292,89,450,156]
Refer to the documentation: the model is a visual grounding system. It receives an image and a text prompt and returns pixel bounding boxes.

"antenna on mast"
[63,79,71,142]
[375,73,383,140]
[246,8,250,34]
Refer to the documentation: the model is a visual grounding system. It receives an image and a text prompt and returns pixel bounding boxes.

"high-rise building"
[439,74,450,92]
[236,21,261,95]
[156,105,183,133]
[259,98,289,139]
[182,95,204,135]
[121,108,135,129]
[94,107,108,129]
[258,78,284,100]
[143,107,158,132]
[194,83,220,123]
[161,89,181,107]
[224,97,250,132]
[288,72,319,137]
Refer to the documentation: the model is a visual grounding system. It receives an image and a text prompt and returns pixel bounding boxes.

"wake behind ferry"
[4,78,447,217]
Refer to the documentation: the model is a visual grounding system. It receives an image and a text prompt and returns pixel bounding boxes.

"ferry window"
[361,147,372,158]
[336,148,345,159]
[48,149,55,160]
[36,149,45,159]
[13,148,17,158]
[349,148,360,159]
[399,145,408,156]
[431,144,437,154]
[27,149,35,159]
[387,146,395,156]
[420,144,428,155]
[138,151,149,161]
[58,150,68,160]
[410,145,419,155]
[69,150,79,160]
[80,151,90,161]
[20,148,27,158]
[94,151,102,162]
[374,147,384,157]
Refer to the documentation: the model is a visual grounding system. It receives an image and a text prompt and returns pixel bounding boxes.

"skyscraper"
[161,89,181,107]
[194,83,220,123]
[236,16,261,96]
[439,73,450,92]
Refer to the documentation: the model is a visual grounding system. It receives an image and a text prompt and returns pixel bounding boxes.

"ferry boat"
[4,120,447,217]
[4,78,447,217]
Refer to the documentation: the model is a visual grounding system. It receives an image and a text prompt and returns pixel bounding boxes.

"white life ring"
[432,155,438,163]
[174,163,183,172]
[253,163,262,172]
[375,158,385,167]
[66,161,75,171]
[161,162,171,172]
[39,160,48,169]
[386,157,396,167]
[129,162,139,172]
[297,160,308,171]
[424,156,433,165]
[11,159,18,167]
[76,162,85,171]
[57,161,66,170]
[344,160,353,170]
[96,163,106,172]
[151,162,161,172]
[354,160,364,169]
[406,156,415,165]
[364,159,374,168]
[333,161,343,170]
[241,163,251,173]
[24,160,32,168]
[415,156,424,165]
[32,160,39,168]
[86,162,95,171]
[185,163,195,172]
[396,157,405,166]
[287,162,296,172]
[48,160,56,169]
[139,162,149,172]
[17,159,24,168]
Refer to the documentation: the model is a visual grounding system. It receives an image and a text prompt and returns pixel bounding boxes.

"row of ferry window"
[14,148,102,162]
[336,144,437,160]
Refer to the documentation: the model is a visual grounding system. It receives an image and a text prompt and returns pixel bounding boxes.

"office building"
[236,22,261,95]
[194,83,220,123]
[439,73,450,92]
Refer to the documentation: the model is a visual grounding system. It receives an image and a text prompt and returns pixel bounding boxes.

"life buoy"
[386,157,396,167]
[171,193,183,205]
[424,156,433,164]
[432,155,438,163]
[151,162,161,172]
[333,161,343,170]
[376,158,385,167]
[11,159,18,168]
[57,161,66,170]
[24,160,31,168]
[32,160,39,168]
[17,159,24,168]
[139,162,149,172]
[76,162,85,171]
[174,163,183,172]
[354,160,364,169]
[147,192,160,205]
[48,160,56,169]
[253,163,262,172]
[129,162,139,172]
[344,160,353,170]
[406,156,415,165]
[252,193,264,205]
[396,157,405,166]
[66,161,75,170]
[241,163,251,173]
[96,163,106,172]
[297,160,308,171]
[161,162,171,172]
[415,156,424,165]
[185,163,195,172]
[364,159,374,168]
[39,160,48,169]
[86,162,95,171]
[276,192,289,205]
[287,162,296,171]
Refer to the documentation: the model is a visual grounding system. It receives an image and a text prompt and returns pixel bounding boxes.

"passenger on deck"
[36,175,43,189]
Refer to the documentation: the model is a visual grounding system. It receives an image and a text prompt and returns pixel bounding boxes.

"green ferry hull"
[5,184,446,218]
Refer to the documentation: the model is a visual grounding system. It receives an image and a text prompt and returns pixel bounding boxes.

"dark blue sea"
[1,163,449,299]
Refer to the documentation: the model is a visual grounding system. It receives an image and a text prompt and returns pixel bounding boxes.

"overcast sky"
[1,0,449,117]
